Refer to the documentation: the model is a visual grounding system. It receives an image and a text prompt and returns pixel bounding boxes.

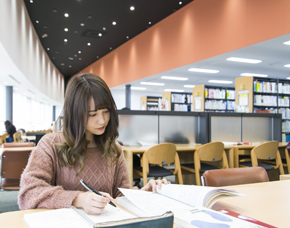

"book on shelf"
[116,184,242,217]
[23,205,174,228]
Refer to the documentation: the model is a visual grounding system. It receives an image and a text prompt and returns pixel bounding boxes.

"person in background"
[4,120,16,142]
[18,73,170,215]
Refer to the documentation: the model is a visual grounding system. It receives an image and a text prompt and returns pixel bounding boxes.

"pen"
[80,179,116,207]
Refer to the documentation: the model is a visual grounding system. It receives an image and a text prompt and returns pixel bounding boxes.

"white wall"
[111,89,162,110]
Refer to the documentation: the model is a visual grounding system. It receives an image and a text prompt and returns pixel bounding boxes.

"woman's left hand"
[141,178,171,193]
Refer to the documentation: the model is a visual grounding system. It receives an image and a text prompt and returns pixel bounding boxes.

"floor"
[0,190,19,213]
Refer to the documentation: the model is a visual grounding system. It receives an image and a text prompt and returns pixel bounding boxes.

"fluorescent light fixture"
[240,73,268,77]
[161,76,188,81]
[164,89,184,92]
[284,64,290,68]
[130,87,146,90]
[188,68,219,73]
[140,82,164,86]
[226,57,262,64]
[184,85,195,88]
[284,41,290,45]
[208,80,233,84]
[287,77,290,80]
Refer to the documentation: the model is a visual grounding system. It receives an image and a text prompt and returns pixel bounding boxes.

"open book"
[117,184,242,217]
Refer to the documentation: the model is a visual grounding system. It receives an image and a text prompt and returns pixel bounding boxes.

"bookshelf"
[140,96,161,111]
[235,76,290,142]
[162,92,192,111]
[192,85,235,112]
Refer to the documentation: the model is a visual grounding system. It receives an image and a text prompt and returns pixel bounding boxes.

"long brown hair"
[55,73,120,172]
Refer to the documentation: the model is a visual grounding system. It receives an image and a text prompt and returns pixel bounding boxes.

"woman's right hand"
[72,191,113,215]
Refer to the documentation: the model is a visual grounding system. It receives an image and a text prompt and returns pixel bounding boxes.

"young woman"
[4,120,16,142]
[18,73,169,215]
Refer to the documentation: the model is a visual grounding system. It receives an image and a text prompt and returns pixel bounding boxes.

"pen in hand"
[80,179,116,207]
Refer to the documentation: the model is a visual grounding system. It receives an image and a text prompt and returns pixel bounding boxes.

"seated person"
[18,73,169,215]
[4,120,16,143]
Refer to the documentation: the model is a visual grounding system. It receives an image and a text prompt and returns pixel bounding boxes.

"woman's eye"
[89,114,96,117]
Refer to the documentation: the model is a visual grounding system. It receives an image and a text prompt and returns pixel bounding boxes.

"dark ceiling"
[24,0,193,81]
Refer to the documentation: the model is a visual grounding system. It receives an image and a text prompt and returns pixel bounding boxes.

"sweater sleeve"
[112,143,130,198]
[18,134,81,210]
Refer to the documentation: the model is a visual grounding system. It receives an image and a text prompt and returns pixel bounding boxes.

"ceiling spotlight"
[42,33,48,38]
[64,28,68,32]
[126,36,129,39]
[226,57,262,64]
[98,33,102,37]
[78,51,81,54]
[30,0,33,3]
[110,47,112,50]
[69,65,72,68]
[112,21,116,25]
[64,39,68,42]
[96,56,99,58]
[130,6,135,11]
[69,57,73,60]
[80,23,85,26]
[74,30,78,33]
[47,48,50,50]
[74,55,77,57]
[79,58,82,60]
[87,43,91,46]
[103,27,106,30]
[161,76,188,81]
[188,68,219,73]
[61,63,64,66]
[52,9,57,13]
[208,80,233,84]
[43,25,48,29]
[148,22,151,24]
[64,13,69,17]
[88,15,92,19]
[179,1,182,5]
[36,20,39,23]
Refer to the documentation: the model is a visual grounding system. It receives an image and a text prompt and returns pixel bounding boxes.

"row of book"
[204,89,235,99]
[204,100,235,110]
[173,104,190,112]
[278,83,290,94]
[171,94,192,104]
[282,120,290,132]
[254,95,277,106]
[278,96,290,107]
[278,108,290,119]
[254,80,277,93]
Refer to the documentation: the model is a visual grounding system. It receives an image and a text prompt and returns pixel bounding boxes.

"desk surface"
[213,179,290,228]
[0,180,289,228]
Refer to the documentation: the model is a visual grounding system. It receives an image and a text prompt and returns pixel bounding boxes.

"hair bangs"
[91,87,113,111]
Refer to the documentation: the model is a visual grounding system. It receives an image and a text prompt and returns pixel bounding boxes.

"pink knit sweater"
[18,132,130,210]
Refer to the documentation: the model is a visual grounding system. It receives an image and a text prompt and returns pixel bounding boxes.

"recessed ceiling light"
[161,76,188,81]
[283,41,290,45]
[103,27,106,30]
[61,63,64,66]
[52,9,57,13]
[164,89,185,92]
[64,39,68,42]
[240,73,268,77]
[64,13,69,17]
[79,58,82,60]
[68,57,73,60]
[287,77,290,80]
[74,30,78,33]
[148,22,151,24]
[126,36,129,39]
[69,65,72,68]
[88,15,92,19]
[78,51,81,54]
[42,33,47,38]
[208,80,233,84]
[64,28,68,32]
[188,68,219,73]
[87,43,91,46]
[47,48,50,50]
[129,87,146,90]
[74,55,77,57]
[30,0,33,3]
[80,23,85,26]
[284,64,290,67]
[110,47,112,50]
[112,21,116,25]
[98,33,102,37]
[226,57,262,63]
[96,56,99,58]
[140,82,164,86]
[184,85,195,88]
[179,1,182,5]
[130,6,135,11]
[36,20,39,23]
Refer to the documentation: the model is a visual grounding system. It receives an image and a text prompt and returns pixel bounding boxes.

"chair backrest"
[251,141,279,160]
[13,131,21,142]
[144,143,177,166]
[202,167,269,187]
[1,148,33,190]
[0,133,8,145]
[195,141,225,162]
[2,142,35,148]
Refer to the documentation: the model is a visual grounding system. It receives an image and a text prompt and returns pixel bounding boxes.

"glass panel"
[159,116,198,144]
[242,117,272,142]
[118,115,158,146]
[211,116,241,142]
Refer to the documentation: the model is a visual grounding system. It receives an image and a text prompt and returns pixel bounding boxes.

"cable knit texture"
[18,132,130,210]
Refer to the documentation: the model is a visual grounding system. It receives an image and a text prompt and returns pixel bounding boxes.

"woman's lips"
[97,126,104,130]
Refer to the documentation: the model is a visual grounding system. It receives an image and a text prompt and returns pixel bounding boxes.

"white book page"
[77,204,136,224]
[23,208,91,228]
[119,188,194,216]
[156,184,239,208]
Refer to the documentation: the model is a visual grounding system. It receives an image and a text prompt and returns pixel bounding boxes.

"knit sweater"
[18,132,130,210]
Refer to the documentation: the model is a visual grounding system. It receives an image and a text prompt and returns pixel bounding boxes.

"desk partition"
[118,111,282,144]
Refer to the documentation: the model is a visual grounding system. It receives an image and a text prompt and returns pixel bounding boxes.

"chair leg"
[176,170,183,185]
[195,171,201,186]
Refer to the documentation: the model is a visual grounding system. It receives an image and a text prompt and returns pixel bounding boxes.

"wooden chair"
[239,141,284,175]
[133,143,183,186]
[1,148,33,190]
[2,142,35,148]
[181,142,229,186]
[202,167,269,187]
[0,133,8,146]
[13,131,22,143]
